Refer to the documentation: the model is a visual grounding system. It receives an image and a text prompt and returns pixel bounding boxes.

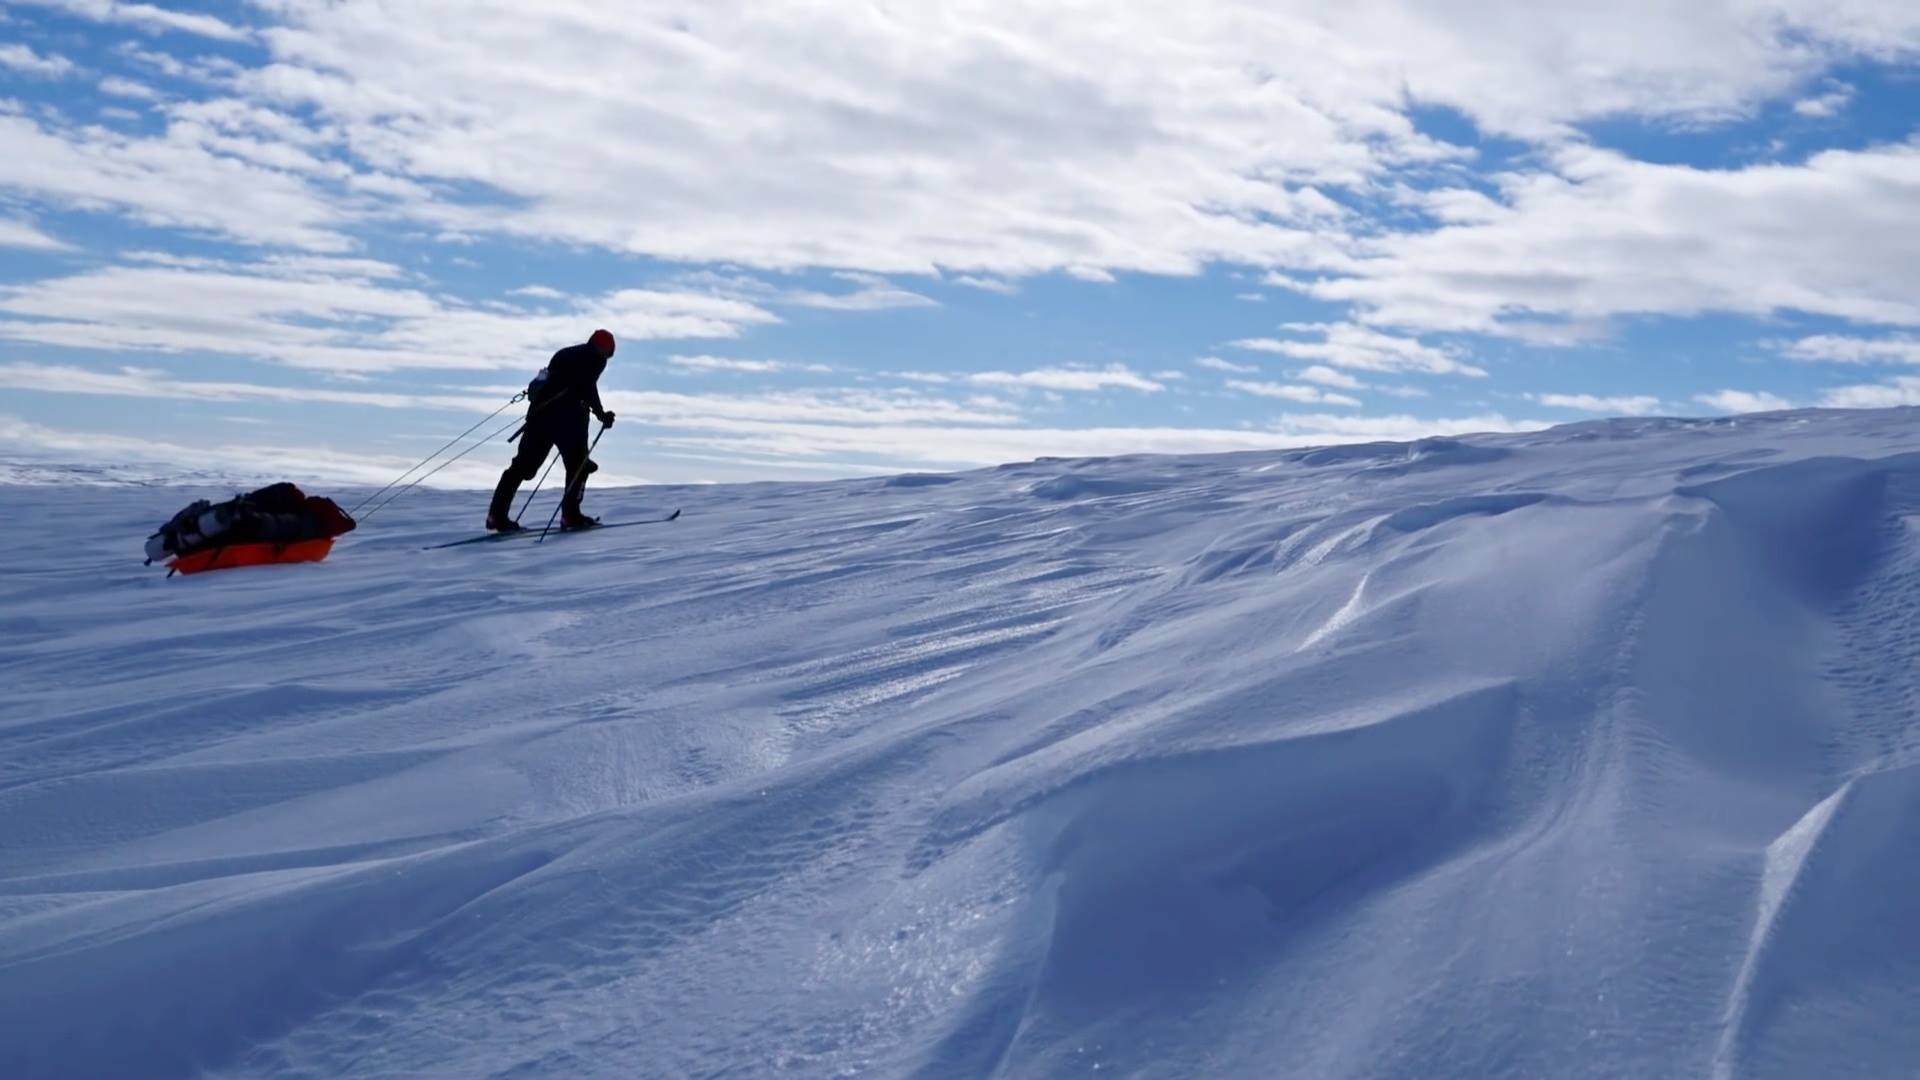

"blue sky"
[1,0,1918,487]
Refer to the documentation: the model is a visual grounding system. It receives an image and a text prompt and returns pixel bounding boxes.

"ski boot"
[486,512,524,533]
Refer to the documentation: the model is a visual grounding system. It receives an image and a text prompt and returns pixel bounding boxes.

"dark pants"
[490,413,593,520]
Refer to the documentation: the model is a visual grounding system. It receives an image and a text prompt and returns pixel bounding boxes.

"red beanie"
[589,328,615,356]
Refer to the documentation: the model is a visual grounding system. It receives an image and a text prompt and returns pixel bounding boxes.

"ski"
[425,509,681,549]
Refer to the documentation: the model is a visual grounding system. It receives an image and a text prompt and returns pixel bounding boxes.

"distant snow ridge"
[4,409,1920,1078]
[0,459,263,488]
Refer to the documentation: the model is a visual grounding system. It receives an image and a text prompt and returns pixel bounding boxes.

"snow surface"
[5,410,1920,1078]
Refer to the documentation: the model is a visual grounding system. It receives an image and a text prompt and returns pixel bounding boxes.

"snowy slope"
[5,410,1920,1079]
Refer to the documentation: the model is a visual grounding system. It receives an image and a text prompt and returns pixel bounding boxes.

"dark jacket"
[532,342,607,421]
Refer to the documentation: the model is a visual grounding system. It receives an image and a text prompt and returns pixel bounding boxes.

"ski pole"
[517,448,562,520]
[537,421,610,543]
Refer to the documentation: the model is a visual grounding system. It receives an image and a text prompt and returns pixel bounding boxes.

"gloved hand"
[596,410,616,428]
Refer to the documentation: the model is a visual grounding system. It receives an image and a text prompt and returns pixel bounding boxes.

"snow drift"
[4,410,1920,1078]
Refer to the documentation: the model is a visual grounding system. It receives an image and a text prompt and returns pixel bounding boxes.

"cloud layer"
[0,256,779,372]
[3,1,1919,482]
[8,1,1917,291]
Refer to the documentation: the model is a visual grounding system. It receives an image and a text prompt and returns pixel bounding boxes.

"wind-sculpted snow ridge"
[4,408,1920,1078]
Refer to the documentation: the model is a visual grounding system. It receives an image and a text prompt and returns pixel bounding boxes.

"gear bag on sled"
[144,482,357,574]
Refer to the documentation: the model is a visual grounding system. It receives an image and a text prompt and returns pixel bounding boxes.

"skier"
[487,329,618,532]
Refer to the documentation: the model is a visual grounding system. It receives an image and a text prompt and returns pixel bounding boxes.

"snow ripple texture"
[4,411,1920,1078]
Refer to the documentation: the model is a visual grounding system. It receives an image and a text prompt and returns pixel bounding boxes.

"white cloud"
[0,257,780,373]
[610,387,1023,430]
[1313,144,1920,336]
[10,395,1548,480]
[1,0,1917,489]
[0,414,459,488]
[99,76,160,100]
[117,44,190,78]
[4,368,1023,432]
[0,362,499,411]
[1231,323,1487,376]
[953,276,1019,295]
[1412,186,1507,226]
[1530,392,1664,415]
[1196,356,1257,374]
[0,112,351,250]
[1780,334,1920,364]
[17,0,250,41]
[1266,411,1541,444]
[0,218,71,251]
[1793,83,1855,118]
[1226,379,1362,407]
[114,45,246,84]
[0,0,1913,351]
[1820,377,1920,408]
[220,2,1434,277]
[668,270,936,313]
[1297,364,1364,389]
[1259,271,1311,293]
[0,412,515,487]
[1695,389,1794,414]
[0,44,76,77]
[635,420,1297,469]
[188,0,1919,288]
[667,355,833,375]
[967,365,1165,393]
[0,95,439,254]
[782,274,938,312]
[627,406,1541,470]
[509,285,566,300]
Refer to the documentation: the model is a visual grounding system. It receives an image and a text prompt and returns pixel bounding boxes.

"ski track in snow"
[4,412,1920,1077]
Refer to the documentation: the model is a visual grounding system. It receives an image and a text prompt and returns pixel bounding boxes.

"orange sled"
[169,538,337,576]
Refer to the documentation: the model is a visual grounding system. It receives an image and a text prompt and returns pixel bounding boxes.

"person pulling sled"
[488,328,618,533]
